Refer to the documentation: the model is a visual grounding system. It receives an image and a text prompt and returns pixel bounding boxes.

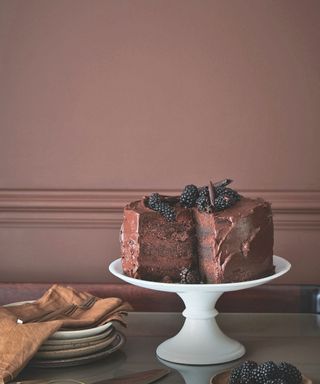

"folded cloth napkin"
[0,284,133,384]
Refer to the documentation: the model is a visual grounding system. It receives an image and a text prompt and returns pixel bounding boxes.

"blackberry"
[257,361,280,380]
[180,267,200,284]
[223,187,241,202]
[228,366,242,384]
[180,184,199,208]
[196,186,213,212]
[265,380,287,384]
[215,186,226,196]
[214,194,235,211]
[250,368,266,384]
[240,377,253,384]
[229,361,257,384]
[240,360,258,377]
[148,193,161,210]
[198,185,209,197]
[158,201,176,222]
[147,193,176,221]
[196,194,212,213]
[278,362,302,384]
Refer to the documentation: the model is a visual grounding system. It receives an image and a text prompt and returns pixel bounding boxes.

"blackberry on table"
[229,360,302,384]
[229,360,257,384]
[259,361,280,380]
[278,362,302,384]
[240,377,253,384]
[250,367,267,384]
[228,366,242,384]
[240,360,258,377]
[180,184,199,208]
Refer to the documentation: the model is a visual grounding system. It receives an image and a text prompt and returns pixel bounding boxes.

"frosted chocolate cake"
[120,180,274,284]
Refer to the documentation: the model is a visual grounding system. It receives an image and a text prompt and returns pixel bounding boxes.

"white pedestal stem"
[156,291,245,365]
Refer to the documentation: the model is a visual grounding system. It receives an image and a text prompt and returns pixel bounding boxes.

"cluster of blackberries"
[180,180,240,213]
[229,360,302,384]
[147,193,176,222]
[147,179,240,221]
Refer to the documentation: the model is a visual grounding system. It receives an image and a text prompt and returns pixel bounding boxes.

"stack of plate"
[30,322,126,368]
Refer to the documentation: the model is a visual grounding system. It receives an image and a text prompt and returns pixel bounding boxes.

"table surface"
[17,312,320,384]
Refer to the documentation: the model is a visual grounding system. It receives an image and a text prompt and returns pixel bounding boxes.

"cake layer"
[121,200,199,282]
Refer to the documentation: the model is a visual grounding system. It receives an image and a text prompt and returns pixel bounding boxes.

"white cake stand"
[109,255,290,365]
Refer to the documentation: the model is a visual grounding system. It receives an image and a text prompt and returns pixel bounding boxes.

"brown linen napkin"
[0,284,133,384]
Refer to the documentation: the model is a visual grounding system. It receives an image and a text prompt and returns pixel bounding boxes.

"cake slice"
[120,199,200,283]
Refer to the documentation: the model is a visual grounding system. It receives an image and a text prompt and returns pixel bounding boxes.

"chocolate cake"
[120,181,274,284]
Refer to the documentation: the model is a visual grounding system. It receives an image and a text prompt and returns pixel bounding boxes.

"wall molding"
[0,189,320,230]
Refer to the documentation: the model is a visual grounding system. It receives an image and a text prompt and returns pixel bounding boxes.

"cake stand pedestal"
[109,256,290,365]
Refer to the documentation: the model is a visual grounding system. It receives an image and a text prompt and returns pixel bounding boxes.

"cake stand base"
[156,291,245,365]
[109,256,291,366]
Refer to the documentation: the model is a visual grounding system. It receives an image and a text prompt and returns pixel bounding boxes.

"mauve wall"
[0,0,319,284]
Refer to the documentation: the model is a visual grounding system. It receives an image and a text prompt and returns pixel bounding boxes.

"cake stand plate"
[109,256,291,365]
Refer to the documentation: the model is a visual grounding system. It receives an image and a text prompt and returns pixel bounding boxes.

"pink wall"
[0,1,319,284]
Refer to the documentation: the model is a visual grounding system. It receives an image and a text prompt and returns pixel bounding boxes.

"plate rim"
[41,326,114,346]
[51,321,113,339]
[4,301,113,339]
[109,255,291,293]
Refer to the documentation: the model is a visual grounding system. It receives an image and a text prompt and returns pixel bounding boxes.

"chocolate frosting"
[120,196,274,283]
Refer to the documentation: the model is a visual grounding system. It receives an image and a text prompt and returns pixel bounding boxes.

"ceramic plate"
[30,331,126,368]
[40,326,114,348]
[4,301,113,339]
[210,370,312,384]
[35,330,118,359]
[50,321,113,340]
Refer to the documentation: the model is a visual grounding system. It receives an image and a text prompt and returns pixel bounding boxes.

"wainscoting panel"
[0,189,319,284]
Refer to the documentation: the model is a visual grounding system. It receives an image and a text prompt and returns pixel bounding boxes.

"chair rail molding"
[0,189,320,230]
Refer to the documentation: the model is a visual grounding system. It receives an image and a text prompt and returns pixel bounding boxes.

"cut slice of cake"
[194,197,274,283]
[120,199,200,283]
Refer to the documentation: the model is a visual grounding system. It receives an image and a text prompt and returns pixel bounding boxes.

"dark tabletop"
[17,312,320,384]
